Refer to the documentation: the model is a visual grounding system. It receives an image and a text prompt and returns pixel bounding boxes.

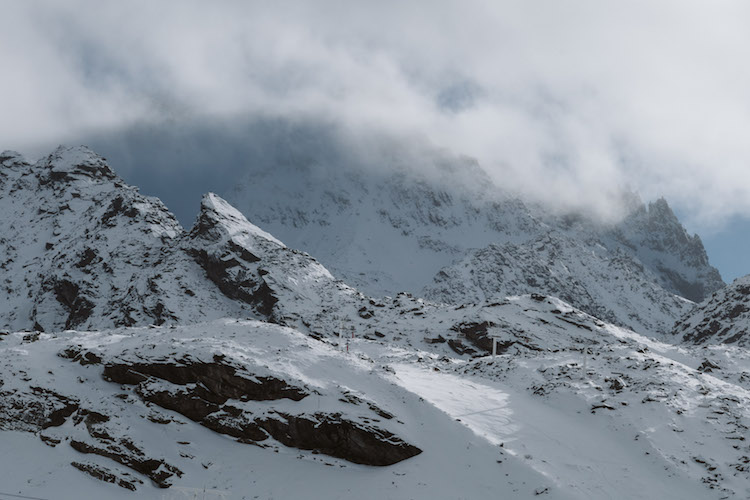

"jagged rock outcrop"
[0,147,345,332]
[102,358,419,466]
[1,146,203,331]
[423,230,696,335]
[609,198,724,302]
[673,275,750,345]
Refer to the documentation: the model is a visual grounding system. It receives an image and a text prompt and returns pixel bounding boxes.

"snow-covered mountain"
[0,147,236,331]
[2,145,747,499]
[5,295,750,498]
[0,146,354,333]
[673,275,750,346]
[225,150,722,334]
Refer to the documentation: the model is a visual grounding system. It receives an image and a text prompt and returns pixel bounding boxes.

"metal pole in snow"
[582,348,587,380]
[492,338,497,356]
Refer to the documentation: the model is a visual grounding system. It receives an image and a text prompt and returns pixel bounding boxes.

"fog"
[3,1,750,232]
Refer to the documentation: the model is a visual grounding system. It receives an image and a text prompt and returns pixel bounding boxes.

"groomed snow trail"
[393,364,518,446]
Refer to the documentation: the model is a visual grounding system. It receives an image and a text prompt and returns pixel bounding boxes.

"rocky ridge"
[225,152,723,335]
[674,275,750,346]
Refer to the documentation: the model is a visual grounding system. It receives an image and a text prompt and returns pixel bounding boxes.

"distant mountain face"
[673,275,750,346]
[225,151,723,335]
[610,198,724,302]
[0,145,724,338]
[3,146,592,345]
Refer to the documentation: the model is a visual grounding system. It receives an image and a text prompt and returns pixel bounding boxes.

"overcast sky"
[2,1,750,279]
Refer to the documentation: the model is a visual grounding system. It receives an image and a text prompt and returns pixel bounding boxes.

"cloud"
[3,0,750,227]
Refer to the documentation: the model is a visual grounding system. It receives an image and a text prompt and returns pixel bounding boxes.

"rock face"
[610,198,724,302]
[424,198,725,335]
[0,147,343,332]
[225,152,723,335]
[423,229,696,335]
[102,358,419,466]
[673,275,750,346]
[1,146,197,331]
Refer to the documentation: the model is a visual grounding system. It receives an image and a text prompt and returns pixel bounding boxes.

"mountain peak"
[194,193,286,248]
[0,150,26,166]
[40,145,117,183]
[646,197,680,225]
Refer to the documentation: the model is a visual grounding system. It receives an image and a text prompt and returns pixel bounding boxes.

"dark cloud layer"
[3,1,750,232]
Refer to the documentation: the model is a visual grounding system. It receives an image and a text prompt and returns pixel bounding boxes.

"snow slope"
[0,320,571,500]
[4,298,750,498]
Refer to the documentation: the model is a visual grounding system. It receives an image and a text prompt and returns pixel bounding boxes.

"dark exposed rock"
[140,387,220,421]
[675,276,750,346]
[22,332,40,343]
[75,248,99,269]
[358,306,374,319]
[101,196,138,225]
[252,279,278,318]
[591,404,615,413]
[103,361,308,403]
[51,279,94,329]
[32,387,80,429]
[339,392,394,420]
[698,360,721,373]
[452,321,541,354]
[147,302,176,326]
[447,338,475,355]
[71,461,139,491]
[101,360,418,466]
[43,401,80,429]
[227,240,261,263]
[59,346,103,366]
[40,435,61,447]
[81,351,102,365]
[70,439,182,488]
[367,402,395,420]
[0,387,79,431]
[257,412,421,466]
[187,248,278,319]
[201,411,269,442]
[607,378,625,391]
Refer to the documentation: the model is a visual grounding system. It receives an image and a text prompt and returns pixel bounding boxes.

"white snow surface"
[202,193,286,248]
[3,307,750,499]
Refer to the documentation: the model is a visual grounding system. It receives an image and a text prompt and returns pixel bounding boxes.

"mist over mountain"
[5,2,750,498]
